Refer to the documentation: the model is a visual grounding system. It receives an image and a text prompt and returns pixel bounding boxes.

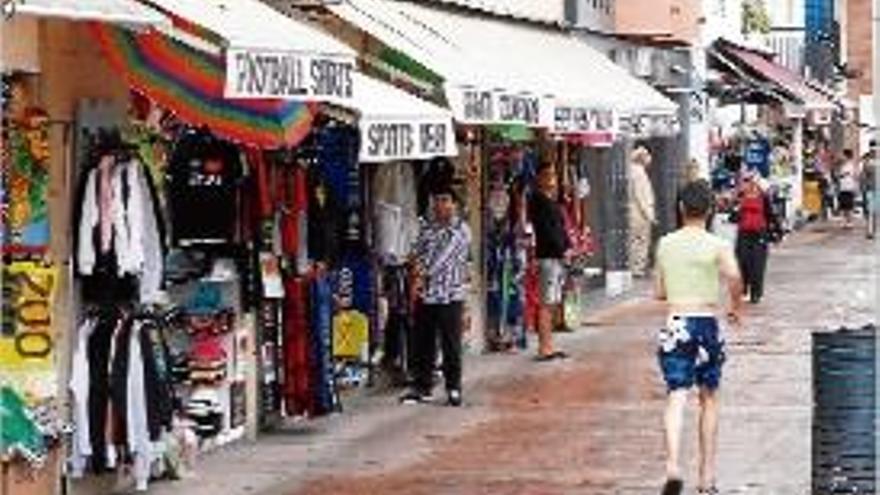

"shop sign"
[552,105,617,145]
[447,86,548,127]
[783,103,807,119]
[0,261,57,400]
[225,47,356,103]
[360,119,456,162]
[808,108,833,127]
[620,113,680,138]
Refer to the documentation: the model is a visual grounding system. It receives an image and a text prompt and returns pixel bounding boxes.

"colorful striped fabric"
[89,23,315,148]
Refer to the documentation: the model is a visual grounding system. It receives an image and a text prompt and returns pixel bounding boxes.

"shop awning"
[11,0,167,27]
[327,0,676,137]
[90,23,315,148]
[327,0,552,128]
[711,39,835,110]
[140,0,358,105]
[395,2,676,115]
[354,74,457,163]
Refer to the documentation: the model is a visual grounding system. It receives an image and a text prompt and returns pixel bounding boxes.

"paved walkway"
[142,222,875,495]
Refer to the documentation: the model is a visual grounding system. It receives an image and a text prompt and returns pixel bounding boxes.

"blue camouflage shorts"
[657,315,726,392]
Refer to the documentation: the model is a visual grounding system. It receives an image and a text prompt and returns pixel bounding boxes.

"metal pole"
[792,116,805,216]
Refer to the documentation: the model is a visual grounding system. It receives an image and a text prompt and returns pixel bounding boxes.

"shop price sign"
[552,105,617,146]
[447,86,549,127]
[225,47,356,103]
[360,120,457,163]
[0,261,57,399]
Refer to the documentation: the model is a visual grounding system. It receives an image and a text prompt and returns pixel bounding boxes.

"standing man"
[837,149,860,229]
[401,183,471,406]
[628,146,657,277]
[860,143,877,239]
[654,180,743,495]
[528,163,570,361]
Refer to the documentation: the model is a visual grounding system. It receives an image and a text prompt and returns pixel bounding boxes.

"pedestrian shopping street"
[2,2,878,494]
[143,222,875,495]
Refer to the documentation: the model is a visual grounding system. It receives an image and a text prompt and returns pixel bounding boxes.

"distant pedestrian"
[400,182,471,407]
[654,180,743,495]
[628,146,657,277]
[837,149,859,228]
[734,171,778,304]
[528,163,569,361]
[860,144,877,239]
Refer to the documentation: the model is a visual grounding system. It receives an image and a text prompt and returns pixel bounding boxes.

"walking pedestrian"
[734,172,777,304]
[528,163,569,361]
[837,149,859,228]
[654,179,743,495]
[400,182,472,406]
[860,144,877,239]
[628,146,657,277]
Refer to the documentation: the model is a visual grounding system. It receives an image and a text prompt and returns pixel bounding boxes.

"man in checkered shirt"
[400,182,471,407]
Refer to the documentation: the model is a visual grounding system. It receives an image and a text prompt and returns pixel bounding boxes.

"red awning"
[719,42,834,110]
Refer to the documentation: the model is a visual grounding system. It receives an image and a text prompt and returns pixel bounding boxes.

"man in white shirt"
[837,149,860,229]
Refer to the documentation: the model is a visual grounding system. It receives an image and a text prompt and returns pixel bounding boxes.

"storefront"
[300,0,679,347]
[1,4,169,495]
[708,38,838,224]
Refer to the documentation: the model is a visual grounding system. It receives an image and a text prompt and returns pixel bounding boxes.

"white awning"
[13,0,167,27]
[395,2,678,120]
[141,0,358,104]
[328,0,676,133]
[355,74,457,163]
[328,0,553,127]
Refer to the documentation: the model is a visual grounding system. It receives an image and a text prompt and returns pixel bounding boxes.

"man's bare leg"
[537,305,554,356]
[698,387,720,490]
[664,389,688,480]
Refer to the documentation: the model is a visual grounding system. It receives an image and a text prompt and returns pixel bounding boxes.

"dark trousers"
[736,231,768,301]
[412,302,463,394]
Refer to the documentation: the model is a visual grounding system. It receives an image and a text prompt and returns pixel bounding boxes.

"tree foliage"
[742,0,771,35]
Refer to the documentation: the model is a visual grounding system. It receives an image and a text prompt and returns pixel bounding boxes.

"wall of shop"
[40,18,131,394]
[1,17,130,495]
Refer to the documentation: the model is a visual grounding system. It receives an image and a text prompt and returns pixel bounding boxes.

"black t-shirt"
[528,191,569,259]
[167,130,242,245]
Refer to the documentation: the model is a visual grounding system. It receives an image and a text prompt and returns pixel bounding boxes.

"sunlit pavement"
[149,223,876,495]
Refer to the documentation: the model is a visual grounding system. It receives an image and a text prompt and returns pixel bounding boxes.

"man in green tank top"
[654,180,743,495]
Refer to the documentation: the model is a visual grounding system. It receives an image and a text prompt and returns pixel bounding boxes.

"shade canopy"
[90,23,315,148]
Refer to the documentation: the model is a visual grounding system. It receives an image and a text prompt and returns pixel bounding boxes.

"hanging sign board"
[225,47,356,103]
[808,108,833,127]
[619,113,681,139]
[0,261,58,400]
[552,105,617,146]
[360,118,457,163]
[446,86,551,127]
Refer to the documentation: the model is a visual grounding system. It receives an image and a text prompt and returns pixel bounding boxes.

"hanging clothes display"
[485,145,535,351]
[166,128,244,247]
[371,162,419,266]
[68,308,176,491]
[74,132,166,304]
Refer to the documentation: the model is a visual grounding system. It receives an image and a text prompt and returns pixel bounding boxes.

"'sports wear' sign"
[360,120,455,163]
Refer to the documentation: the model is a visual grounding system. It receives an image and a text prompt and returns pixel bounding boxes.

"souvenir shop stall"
[352,74,457,383]
[72,5,368,487]
[477,123,604,351]
[1,5,167,495]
